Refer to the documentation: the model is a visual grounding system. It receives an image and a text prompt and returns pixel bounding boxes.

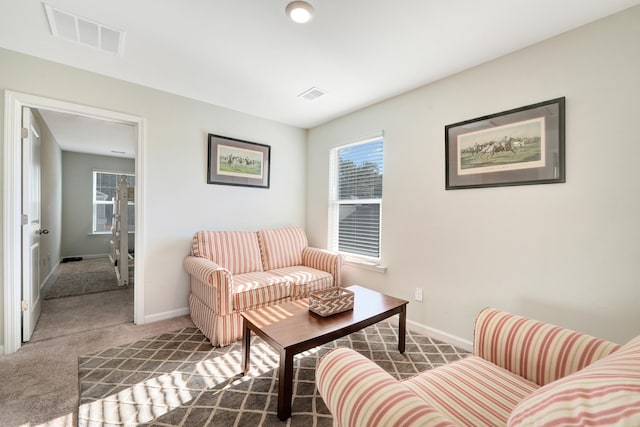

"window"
[92,171,135,234]
[329,137,383,260]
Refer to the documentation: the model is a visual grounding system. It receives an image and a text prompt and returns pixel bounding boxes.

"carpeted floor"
[0,316,194,427]
[43,257,124,300]
[78,322,469,426]
[30,285,134,342]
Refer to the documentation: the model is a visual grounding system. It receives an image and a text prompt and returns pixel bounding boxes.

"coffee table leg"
[398,305,406,354]
[277,349,294,420]
[242,320,251,375]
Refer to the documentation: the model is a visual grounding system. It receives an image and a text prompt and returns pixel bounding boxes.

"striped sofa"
[317,307,640,427]
[184,226,342,347]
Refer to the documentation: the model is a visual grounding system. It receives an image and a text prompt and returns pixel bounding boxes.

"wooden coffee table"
[241,285,408,420]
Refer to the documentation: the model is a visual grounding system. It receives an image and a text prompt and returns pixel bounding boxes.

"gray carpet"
[43,257,123,300]
[30,285,134,343]
[78,322,469,426]
[0,316,195,427]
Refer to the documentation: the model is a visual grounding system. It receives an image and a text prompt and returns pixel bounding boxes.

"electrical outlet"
[414,287,423,302]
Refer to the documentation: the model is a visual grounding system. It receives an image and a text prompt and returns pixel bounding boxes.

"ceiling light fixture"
[285,1,314,24]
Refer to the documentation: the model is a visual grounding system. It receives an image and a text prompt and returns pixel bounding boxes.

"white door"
[22,107,43,342]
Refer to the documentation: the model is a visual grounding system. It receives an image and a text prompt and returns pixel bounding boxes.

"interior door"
[22,106,43,342]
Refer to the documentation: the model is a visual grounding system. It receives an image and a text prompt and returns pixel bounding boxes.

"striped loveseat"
[184,226,342,347]
[317,307,640,426]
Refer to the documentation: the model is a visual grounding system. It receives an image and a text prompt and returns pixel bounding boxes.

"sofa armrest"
[317,348,456,427]
[473,307,620,386]
[183,256,233,315]
[302,247,342,286]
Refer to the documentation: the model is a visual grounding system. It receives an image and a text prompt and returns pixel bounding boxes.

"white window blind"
[92,171,135,234]
[329,137,383,259]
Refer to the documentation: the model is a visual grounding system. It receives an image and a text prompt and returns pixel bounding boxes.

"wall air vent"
[44,4,126,56]
[298,87,327,102]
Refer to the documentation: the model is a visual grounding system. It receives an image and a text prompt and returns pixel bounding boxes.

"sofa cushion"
[191,231,263,275]
[508,334,640,427]
[258,227,308,270]
[403,355,539,426]
[232,271,290,311]
[270,266,333,297]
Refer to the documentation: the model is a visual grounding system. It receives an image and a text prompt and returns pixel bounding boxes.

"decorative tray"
[309,287,354,317]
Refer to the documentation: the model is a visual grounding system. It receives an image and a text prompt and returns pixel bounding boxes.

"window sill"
[344,257,387,273]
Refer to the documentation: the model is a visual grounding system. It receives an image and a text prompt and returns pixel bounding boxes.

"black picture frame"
[445,97,565,190]
[207,134,271,188]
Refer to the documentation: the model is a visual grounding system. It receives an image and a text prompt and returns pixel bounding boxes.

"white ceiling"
[2,0,640,156]
[37,109,137,158]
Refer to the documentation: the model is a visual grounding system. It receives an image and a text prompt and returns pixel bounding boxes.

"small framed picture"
[207,134,270,189]
[445,97,565,190]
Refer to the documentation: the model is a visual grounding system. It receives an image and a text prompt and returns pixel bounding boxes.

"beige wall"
[1,48,306,348]
[307,6,640,345]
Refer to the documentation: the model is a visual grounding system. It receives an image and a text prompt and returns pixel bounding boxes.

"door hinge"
[21,300,28,311]
[21,127,28,139]
[21,214,28,225]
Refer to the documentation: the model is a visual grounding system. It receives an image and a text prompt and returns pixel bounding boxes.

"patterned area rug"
[43,258,123,300]
[78,322,469,426]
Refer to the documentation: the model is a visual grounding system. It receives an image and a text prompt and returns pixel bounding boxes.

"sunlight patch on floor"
[77,341,320,425]
[30,412,74,427]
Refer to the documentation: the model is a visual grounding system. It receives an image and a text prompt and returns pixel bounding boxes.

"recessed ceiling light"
[285,1,314,24]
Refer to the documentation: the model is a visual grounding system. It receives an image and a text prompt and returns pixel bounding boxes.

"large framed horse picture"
[445,97,565,190]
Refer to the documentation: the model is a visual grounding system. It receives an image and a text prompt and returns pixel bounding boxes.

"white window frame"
[92,170,135,235]
[328,136,383,263]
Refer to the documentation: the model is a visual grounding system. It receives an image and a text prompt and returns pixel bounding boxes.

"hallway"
[30,284,133,343]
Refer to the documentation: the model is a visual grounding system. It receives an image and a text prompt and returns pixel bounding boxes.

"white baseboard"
[40,259,61,290]
[385,316,473,352]
[141,309,473,351]
[63,253,110,260]
[407,319,473,352]
[144,307,190,324]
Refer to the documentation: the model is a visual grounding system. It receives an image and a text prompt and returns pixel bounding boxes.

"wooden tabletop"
[241,284,409,420]
[241,285,408,350]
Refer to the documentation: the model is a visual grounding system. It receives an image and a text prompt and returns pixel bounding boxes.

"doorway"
[3,91,146,355]
[30,110,136,341]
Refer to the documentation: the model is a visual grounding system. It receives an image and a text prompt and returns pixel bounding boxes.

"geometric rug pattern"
[78,321,469,426]
[43,257,123,300]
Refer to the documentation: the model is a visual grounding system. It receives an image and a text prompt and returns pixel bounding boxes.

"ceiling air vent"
[298,87,327,102]
[44,4,125,56]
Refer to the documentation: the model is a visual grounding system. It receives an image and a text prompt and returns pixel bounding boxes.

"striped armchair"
[317,307,640,427]
[184,226,342,347]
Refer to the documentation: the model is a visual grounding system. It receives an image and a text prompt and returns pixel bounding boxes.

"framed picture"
[207,134,271,188]
[445,97,565,190]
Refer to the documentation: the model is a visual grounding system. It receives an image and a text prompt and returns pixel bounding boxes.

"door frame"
[3,91,147,354]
